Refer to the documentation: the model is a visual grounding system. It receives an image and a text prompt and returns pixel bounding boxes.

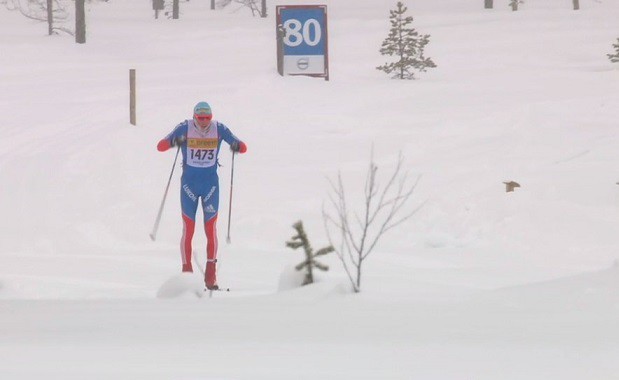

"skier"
[157,101,247,290]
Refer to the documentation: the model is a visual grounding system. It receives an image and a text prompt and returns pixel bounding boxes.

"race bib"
[186,121,218,168]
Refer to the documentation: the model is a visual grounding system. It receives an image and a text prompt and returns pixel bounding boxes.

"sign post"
[276,5,329,81]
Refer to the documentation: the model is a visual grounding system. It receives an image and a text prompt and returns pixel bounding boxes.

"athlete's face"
[195,114,212,128]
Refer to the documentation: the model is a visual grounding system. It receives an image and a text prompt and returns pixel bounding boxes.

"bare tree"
[3,0,72,35]
[323,151,423,293]
[216,0,266,17]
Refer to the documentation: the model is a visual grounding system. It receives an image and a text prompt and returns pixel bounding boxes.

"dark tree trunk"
[47,0,53,35]
[173,0,179,19]
[573,0,580,10]
[261,0,267,18]
[211,0,215,10]
[484,0,493,9]
[75,0,86,44]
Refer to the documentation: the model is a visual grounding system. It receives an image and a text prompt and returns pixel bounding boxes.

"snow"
[1,0,619,378]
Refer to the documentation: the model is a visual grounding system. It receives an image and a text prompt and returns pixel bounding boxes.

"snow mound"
[277,264,306,291]
[156,273,205,299]
[480,262,619,311]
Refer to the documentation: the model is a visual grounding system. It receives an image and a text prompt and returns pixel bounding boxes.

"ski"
[193,253,230,297]
[205,287,230,292]
[206,287,230,298]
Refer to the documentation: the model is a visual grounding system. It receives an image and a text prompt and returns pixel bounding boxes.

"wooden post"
[573,0,580,10]
[130,69,136,126]
[211,0,215,10]
[484,0,493,9]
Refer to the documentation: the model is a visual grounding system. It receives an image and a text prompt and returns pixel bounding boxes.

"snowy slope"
[1,0,619,378]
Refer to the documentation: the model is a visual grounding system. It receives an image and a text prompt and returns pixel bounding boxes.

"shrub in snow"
[286,221,333,286]
[608,38,619,63]
[376,1,436,80]
[510,0,523,11]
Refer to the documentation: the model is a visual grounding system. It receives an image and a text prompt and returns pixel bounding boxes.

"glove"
[230,141,247,153]
[171,135,186,147]
[230,141,241,152]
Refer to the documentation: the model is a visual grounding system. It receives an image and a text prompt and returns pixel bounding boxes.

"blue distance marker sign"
[276,5,329,80]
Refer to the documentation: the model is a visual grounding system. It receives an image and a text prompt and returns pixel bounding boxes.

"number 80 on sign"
[276,5,329,80]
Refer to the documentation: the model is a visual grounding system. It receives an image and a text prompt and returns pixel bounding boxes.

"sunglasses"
[196,114,212,121]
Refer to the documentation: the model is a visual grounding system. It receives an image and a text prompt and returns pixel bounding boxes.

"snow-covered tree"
[376,2,436,80]
[608,38,619,63]
[286,221,333,286]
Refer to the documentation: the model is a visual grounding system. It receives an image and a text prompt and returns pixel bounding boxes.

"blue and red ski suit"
[157,119,246,287]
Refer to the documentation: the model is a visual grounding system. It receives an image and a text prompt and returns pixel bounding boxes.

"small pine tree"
[509,0,523,11]
[286,221,333,286]
[608,38,619,63]
[377,2,436,80]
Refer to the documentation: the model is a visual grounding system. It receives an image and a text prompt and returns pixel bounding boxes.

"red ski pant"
[181,214,218,286]
[179,181,219,288]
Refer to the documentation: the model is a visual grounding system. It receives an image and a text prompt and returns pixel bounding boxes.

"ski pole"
[226,151,236,244]
[150,146,181,241]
